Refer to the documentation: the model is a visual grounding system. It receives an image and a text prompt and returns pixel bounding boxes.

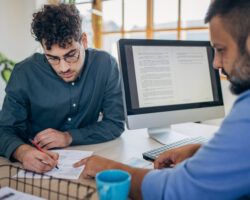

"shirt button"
[72,103,76,107]
[71,82,75,86]
[68,117,72,122]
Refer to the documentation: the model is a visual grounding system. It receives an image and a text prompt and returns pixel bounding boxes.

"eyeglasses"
[46,49,80,65]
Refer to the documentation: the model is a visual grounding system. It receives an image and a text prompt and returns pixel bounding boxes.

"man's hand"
[74,155,149,200]
[34,128,72,149]
[74,155,121,178]
[154,143,201,169]
[13,144,59,173]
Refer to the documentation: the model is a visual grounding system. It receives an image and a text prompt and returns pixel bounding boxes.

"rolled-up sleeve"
[142,169,172,200]
[141,110,250,200]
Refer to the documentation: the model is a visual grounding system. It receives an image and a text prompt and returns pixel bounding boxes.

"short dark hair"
[31,4,82,50]
[205,0,250,54]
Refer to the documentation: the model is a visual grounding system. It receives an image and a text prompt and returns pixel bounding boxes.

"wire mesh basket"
[0,164,96,200]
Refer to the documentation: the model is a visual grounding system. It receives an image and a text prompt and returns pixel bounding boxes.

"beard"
[226,51,250,95]
[229,77,250,95]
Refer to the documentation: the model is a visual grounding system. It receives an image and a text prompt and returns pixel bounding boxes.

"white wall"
[0,0,39,61]
[0,0,47,108]
[204,80,237,126]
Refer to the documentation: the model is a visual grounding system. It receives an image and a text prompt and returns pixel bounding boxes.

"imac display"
[118,39,224,140]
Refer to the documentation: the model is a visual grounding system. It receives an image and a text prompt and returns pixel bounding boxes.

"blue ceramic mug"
[96,169,131,200]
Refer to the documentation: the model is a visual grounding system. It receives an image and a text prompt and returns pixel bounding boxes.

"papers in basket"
[15,150,93,180]
[0,187,45,200]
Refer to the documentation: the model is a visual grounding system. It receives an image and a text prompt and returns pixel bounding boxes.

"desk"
[0,129,161,200]
[69,128,162,162]
[0,123,218,199]
[0,129,159,165]
[68,122,218,162]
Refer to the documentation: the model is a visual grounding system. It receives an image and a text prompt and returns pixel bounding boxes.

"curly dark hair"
[31,4,82,50]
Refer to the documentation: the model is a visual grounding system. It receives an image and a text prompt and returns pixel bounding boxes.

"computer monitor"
[117,39,225,140]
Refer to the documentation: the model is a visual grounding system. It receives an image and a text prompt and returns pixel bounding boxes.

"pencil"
[29,138,59,169]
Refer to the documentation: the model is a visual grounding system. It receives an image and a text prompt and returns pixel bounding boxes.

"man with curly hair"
[0,4,124,173]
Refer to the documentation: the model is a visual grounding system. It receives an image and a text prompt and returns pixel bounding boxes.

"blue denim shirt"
[0,48,124,159]
[142,90,250,199]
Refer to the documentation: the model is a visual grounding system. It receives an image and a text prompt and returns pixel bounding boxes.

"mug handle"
[100,185,111,200]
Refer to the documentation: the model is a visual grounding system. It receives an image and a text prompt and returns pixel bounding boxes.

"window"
[103,0,122,32]
[154,31,178,40]
[75,1,93,47]
[181,0,210,28]
[124,0,146,31]
[76,0,211,55]
[103,33,121,58]
[181,30,209,41]
[154,0,178,29]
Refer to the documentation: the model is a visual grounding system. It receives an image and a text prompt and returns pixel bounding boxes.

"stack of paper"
[0,187,45,200]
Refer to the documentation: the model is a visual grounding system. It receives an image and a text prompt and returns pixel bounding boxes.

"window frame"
[75,0,210,49]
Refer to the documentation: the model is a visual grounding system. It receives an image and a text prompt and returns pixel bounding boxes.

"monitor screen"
[118,39,224,132]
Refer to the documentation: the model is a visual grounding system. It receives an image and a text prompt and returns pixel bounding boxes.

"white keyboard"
[142,136,208,161]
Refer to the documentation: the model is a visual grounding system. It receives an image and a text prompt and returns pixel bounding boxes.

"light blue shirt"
[142,90,250,199]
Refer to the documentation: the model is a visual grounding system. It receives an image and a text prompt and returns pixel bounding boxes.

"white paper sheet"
[124,157,153,169]
[0,187,45,200]
[15,150,93,180]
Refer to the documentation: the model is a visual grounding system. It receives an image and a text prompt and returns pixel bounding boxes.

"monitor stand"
[148,126,189,145]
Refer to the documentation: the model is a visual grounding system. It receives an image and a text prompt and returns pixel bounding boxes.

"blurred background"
[0,0,236,120]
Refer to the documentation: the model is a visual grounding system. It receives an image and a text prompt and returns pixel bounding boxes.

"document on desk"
[125,157,153,169]
[15,150,93,180]
[0,187,45,200]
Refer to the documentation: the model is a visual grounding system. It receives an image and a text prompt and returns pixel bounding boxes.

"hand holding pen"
[29,139,59,169]
[12,143,59,173]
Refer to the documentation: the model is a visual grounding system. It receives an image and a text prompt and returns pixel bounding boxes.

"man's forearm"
[113,162,151,200]
[129,168,150,200]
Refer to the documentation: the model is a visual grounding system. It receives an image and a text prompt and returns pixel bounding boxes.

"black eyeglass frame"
[46,48,81,65]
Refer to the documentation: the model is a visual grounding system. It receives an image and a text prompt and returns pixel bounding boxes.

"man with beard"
[74,0,250,199]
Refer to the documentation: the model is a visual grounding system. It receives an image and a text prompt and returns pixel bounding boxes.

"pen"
[29,138,59,169]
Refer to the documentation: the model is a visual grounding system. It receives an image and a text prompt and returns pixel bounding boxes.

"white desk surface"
[69,128,162,163]
[0,122,219,165]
